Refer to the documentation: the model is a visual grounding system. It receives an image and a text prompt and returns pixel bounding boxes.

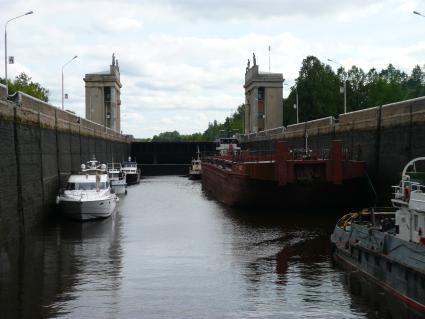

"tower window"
[258,87,265,100]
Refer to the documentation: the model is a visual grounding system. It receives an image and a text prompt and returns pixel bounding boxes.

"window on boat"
[66,182,108,190]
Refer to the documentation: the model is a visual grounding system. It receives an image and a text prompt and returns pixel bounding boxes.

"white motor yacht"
[122,156,141,185]
[57,157,119,221]
[107,162,127,195]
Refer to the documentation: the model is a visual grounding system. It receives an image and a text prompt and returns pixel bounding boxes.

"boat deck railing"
[202,147,356,164]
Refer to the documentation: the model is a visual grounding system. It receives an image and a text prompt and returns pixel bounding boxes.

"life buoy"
[404,186,411,201]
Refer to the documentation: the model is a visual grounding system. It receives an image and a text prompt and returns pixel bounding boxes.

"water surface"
[0,176,420,318]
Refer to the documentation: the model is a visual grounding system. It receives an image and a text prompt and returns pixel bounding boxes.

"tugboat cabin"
[392,157,425,245]
[215,138,241,155]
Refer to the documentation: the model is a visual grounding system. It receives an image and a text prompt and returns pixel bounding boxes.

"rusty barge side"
[201,141,374,210]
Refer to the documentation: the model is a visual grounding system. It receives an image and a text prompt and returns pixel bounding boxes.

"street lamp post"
[327,58,347,114]
[295,86,299,124]
[61,55,78,110]
[4,11,33,96]
[414,10,425,17]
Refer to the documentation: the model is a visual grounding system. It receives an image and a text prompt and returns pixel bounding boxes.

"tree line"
[4,56,425,142]
[150,55,425,141]
[282,55,425,126]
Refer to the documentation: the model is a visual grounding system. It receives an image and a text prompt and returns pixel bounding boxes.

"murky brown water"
[0,176,421,318]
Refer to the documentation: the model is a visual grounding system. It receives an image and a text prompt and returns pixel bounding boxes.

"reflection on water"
[0,176,421,318]
[0,214,122,318]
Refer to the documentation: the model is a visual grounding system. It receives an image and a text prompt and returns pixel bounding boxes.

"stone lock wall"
[0,84,130,244]
[240,96,425,204]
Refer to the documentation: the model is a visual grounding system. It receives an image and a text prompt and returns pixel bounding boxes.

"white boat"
[391,157,425,244]
[56,157,119,221]
[107,162,127,195]
[122,156,140,185]
[215,137,241,156]
[331,157,425,313]
[189,146,202,179]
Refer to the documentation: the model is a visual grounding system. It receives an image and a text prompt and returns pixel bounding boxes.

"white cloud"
[95,17,143,33]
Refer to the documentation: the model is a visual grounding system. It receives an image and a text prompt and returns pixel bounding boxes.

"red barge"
[202,139,374,210]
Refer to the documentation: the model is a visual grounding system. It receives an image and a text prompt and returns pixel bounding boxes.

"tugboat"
[122,156,140,185]
[189,146,202,180]
[202,139,372,210]
[107,162,127,195]
[331,157,425,313]
[56,157,119,220]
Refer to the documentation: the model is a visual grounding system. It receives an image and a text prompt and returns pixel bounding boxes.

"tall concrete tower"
[84,54,122,132]
[244,53,283,134]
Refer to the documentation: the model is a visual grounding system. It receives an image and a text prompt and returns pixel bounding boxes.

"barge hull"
[202,163,373,210]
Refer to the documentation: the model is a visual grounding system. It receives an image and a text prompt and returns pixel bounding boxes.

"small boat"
[56,157,119,221]
[331,157,425,314]
[122,156,140,185]
[107,162,127,195]
[189,146,202,180]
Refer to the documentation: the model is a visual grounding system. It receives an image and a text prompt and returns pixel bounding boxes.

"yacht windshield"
[66,182,109,190]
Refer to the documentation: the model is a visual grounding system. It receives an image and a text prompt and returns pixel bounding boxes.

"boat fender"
[404,186,411,201]
[56,196,60,205]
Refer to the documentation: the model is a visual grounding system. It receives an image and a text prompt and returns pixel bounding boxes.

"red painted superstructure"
[202,141,373,210]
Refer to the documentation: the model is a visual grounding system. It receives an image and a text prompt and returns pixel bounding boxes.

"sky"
[1,0,425,138]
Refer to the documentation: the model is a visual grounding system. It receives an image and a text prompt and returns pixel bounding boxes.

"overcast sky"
[1,0,424,137]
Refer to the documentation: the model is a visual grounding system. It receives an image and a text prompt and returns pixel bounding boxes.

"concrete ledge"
[1,91,130,143]
[307,116,335,129]
[286,122,306,133]
[239,96,425,144]
[339,107,378,124]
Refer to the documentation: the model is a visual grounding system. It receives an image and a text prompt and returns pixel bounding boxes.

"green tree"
[150,56,425,140]
[405,65,425,98]
[347,66,367,111]
[151,130,182,142]
[283,56,340,124]
[203,105,244,140]
[0,72,49,102]
[366,64,407,106]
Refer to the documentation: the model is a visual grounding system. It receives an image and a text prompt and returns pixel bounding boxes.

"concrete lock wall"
[239,96,425,204]
[0,84,131,244]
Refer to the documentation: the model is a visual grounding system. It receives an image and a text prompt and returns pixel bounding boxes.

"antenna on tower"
[268,45,271,72]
